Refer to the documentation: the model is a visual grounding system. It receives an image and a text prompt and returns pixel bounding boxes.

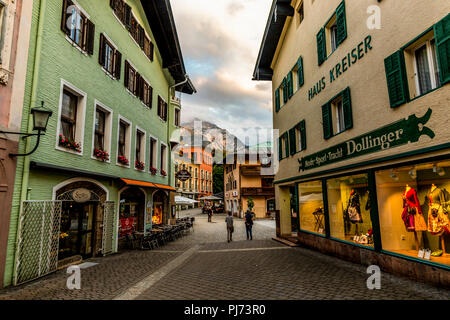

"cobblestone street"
[0,209,448,300]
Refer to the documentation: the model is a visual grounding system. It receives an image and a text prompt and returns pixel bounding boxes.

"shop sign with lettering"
[299,109,434,171]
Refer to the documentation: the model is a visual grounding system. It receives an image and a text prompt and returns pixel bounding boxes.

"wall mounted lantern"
[0,101,52,157]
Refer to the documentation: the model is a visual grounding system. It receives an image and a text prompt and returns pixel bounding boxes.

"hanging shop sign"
[308,35,373,101]
[299,108,435,171]
[175,169,191,182]
[72,188,91,203]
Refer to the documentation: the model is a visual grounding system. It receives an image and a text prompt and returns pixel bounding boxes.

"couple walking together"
[225,210,254,243]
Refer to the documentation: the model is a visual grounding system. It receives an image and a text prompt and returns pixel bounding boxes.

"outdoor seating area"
[125,217,195,250]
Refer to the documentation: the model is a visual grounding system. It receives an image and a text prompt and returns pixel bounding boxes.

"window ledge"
[56,145,84,156]
[65,36,88,56]
[116,162,131,169]
[101,67,118,80]
[90,155,111,164]
[408,85,443,104]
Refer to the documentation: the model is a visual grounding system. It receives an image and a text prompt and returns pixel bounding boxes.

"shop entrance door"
[59,202,96,260]
[290,186,299,233]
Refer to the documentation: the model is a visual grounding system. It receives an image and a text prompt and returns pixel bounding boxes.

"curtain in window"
[415,45,432,94]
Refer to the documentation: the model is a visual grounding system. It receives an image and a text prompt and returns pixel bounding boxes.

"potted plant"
[150,167,157,175]
[247,197,255,212]
[59,134,81,153]
[118,155,129,166]
[93,148,109,162]
[135,160,145,171]
[160,169,167,176]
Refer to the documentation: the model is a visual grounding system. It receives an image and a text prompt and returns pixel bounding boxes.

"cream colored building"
[254,0,450,284]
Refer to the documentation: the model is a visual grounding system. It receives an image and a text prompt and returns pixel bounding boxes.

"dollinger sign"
[299,109,435,171]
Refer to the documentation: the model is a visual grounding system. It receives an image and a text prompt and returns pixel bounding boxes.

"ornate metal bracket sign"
[299,108,435,171]
[175,169,192,182]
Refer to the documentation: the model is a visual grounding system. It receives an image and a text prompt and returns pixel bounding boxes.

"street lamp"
[0,101,52,157]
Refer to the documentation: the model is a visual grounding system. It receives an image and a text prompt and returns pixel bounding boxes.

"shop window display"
[327,174,374,246]
[298,180,325,235]
[376,161,450,265]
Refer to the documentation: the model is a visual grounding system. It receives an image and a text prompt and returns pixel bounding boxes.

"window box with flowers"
[118,155,129,166]
[93,149,109,162]
[161,169,167,177]
[59,135,81,153]
[150,167,157,175]
[135,160,145,171]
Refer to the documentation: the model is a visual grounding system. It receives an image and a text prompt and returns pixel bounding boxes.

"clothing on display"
[427,186,450,236]
[347,190,363,223]
[401,187,427,232]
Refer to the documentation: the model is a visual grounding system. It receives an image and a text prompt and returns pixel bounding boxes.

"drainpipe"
[12,0,47,284]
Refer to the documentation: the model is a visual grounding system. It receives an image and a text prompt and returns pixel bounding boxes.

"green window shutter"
[275,88,280,112]
[317,28,326,66]
[288,71,294,98]
[299,120,307,151]
[336,1,347,47]
[278,136,283,161]
[282,78,288,103]
[384,50,408,108]
[322,102,333,140]
[297,56,304,88]
[289,128,296,155]
[284,132,289,158]
[434,13,450,85]
[342,87,353,130]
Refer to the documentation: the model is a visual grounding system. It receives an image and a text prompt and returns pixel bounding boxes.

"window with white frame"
[99,34,121,79]
[174,108,180,127]
[117,118,131,166]
[0,3,5,45]
[57,82,86,154]
[93,103,112,161]
[160,143,167,175]
[135,129,145,170]
[414,39,441,96]
[332,96,345,135]
[149,137,157,170]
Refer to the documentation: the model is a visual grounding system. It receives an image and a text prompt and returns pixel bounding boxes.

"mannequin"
[427,184,449,255]
[402,184,426,250]
[347,189,363,237]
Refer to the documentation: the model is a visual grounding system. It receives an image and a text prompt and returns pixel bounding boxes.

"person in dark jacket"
[244,210,254,240]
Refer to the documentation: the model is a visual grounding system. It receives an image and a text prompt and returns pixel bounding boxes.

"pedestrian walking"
[207,206,213,222]
[245,209,254,240]
[225,212,234,243]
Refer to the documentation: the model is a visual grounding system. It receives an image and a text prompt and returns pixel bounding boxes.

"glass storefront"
[327,173,374,247]
[376,160,450,266]
[294,157,450,268]
[298,180,325,235]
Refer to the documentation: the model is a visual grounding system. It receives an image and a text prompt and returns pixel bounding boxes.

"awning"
[153,183,176,191]
[175,196,199,205]
[120,179,176,191]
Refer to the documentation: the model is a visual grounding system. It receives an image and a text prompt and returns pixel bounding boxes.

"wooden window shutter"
[149,41,154,61]
[282,78,288,103]
[317,27,326,66]
[335,1,347,47]
[114,50,122,80]
[299,120,306,151]
[86,20,95,55]
[275,88,280,112]
[434,13,450,85]
[297,56,304,88]
[289,128,296,155]
[124,60,130,88]
[98,33,105,66]
[283,132,289,159]
[124,4,132,30]
[342,87,353,130]
[138,25,145,49]
[278,137,283,161]
[134,73,141,96]
[148,86,153,108]
[322,102,333,140]
[384,50,408,108]
[287,71,294,98]
[61,0,73,35]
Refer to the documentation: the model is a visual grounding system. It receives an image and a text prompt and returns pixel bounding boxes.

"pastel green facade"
[4,0,181,286]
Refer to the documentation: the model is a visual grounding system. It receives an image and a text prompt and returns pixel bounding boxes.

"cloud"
[171,0,273,143]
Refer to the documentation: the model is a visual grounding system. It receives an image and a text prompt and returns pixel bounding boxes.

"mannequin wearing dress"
[402,184,427,250]
[428,184,449,254]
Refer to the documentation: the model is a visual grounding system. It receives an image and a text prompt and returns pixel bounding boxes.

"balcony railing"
[240,165,262,176]
[240,187,275,197]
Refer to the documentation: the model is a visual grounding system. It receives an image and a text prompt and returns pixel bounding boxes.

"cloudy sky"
[171,0,273,144]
